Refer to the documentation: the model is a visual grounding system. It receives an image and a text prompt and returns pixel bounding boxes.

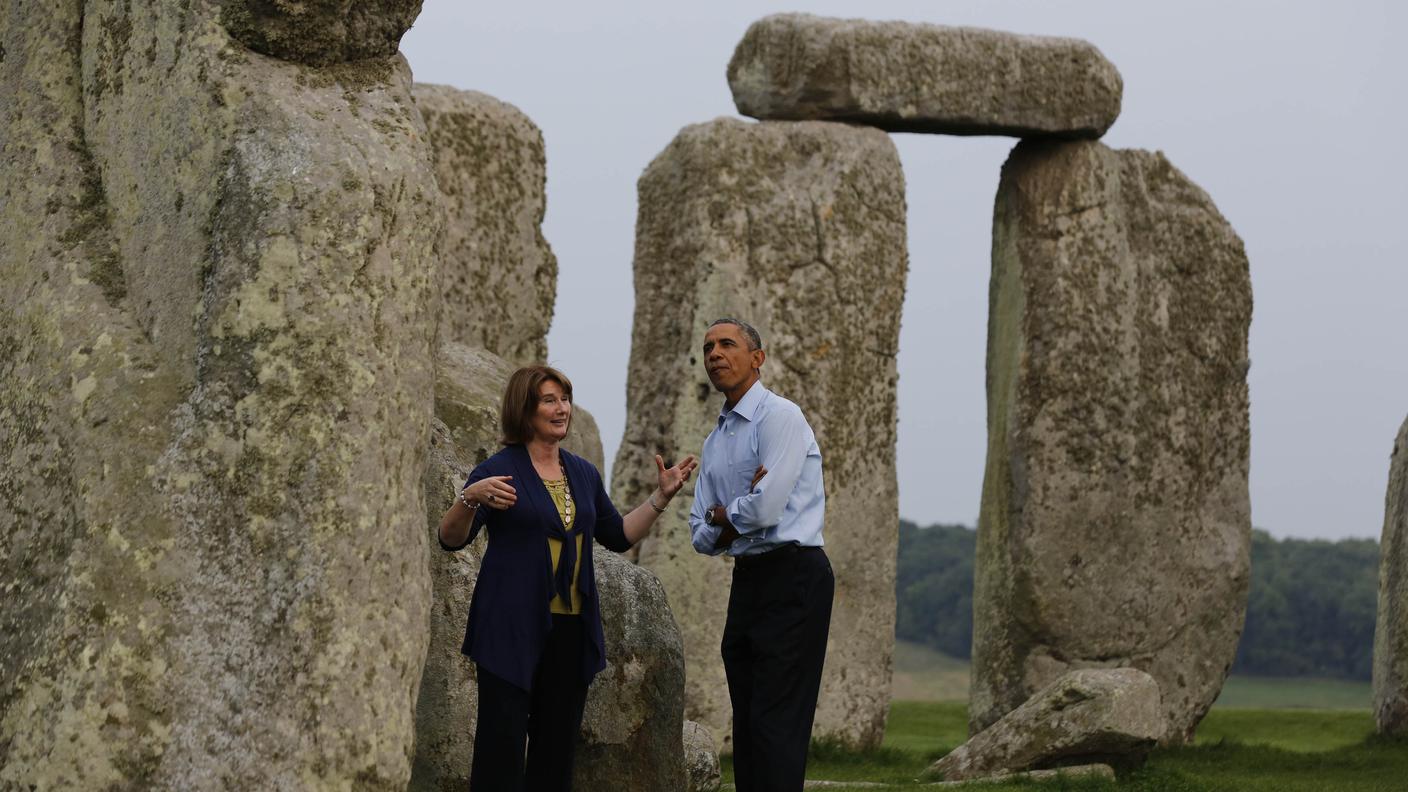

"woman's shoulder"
[473,445,520,474]
[560,449,603,481]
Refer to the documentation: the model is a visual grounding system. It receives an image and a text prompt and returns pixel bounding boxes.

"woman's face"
[530,379,572,443]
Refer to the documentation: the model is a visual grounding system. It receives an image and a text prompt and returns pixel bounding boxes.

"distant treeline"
[896,521,1380,681]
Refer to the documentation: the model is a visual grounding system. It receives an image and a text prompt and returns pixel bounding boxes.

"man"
[688,318,834,792]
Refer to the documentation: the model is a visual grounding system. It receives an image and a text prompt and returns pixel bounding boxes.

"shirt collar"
[722,379,767,422]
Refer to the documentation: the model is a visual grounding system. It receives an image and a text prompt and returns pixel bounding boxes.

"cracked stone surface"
[414,84,557,365]
[413,342,682,790]
[972,139,1252,744]
[2,0,441,787]
[1374,416,1408,735]
[728,13,1122,138]
[613,117,907,748]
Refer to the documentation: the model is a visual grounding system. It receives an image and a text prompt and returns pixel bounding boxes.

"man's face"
[702,324,763,394]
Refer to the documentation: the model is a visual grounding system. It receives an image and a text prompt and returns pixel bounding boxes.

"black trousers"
[470,614,589,792]
[722,545,834,792]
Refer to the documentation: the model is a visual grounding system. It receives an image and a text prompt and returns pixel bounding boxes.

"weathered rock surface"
[683,720,722,792]
[614,117,908,747]
[728,14,1122,138]
[412,342,681,790]
[221,0,423,65]
[575,549,687,790]
[1374,416,1408,735]
[924,669,1161,781]
[973,139,1252,744]
[415,84,558,364]
[2,1,442,789]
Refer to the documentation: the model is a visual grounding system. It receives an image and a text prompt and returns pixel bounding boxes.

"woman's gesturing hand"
[655,454,698,501]
[466,475,517,510]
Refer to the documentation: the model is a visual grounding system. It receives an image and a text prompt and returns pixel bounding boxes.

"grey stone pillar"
[415,84,558,365]
[1374,416,1408,735]
[973,139,1253,744]
[613,117,908,749]
[2,1,440,787]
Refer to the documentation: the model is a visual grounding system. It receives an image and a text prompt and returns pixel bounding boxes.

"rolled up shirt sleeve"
[725,406,809,534]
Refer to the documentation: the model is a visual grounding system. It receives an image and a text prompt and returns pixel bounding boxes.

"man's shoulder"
[758,388,811,425]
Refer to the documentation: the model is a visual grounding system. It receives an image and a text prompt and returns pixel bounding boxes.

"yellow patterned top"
[543,477,583,615]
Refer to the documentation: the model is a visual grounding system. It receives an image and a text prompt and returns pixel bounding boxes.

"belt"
[732,543,822,570]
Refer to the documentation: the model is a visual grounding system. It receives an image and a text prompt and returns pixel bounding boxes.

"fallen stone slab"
[1374,415,1408,735]
[728,13,1122,138]
[924,669,1160,782]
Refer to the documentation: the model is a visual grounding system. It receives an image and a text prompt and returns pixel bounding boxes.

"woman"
[437,365,696,792]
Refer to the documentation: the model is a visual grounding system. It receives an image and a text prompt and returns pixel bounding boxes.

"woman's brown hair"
[500,365,573,445]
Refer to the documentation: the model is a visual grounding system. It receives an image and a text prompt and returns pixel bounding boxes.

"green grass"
[1215,675,1371,710]
[889,641,1375,711]
[720,701,1406,791]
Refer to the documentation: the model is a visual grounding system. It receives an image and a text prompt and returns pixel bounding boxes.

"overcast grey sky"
[402,1,1406,541]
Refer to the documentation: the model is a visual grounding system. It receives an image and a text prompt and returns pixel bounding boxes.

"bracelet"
[648,494,666,514]
[459,488,479,511]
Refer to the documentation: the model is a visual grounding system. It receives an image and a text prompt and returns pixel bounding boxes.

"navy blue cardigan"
[440,444,630,692]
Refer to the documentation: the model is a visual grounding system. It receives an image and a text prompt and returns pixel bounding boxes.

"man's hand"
[711,466,765,551]
[749,464,767,491]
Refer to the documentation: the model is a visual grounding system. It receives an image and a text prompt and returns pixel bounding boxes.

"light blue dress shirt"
[689,380,826,556]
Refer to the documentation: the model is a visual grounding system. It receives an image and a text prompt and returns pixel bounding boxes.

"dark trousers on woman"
[722,545,834,792]
[470,614,589,792]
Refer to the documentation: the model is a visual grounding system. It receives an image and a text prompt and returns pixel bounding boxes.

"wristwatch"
[704,505,719,526]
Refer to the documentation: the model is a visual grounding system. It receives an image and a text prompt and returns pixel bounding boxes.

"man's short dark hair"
[709,318,762,351]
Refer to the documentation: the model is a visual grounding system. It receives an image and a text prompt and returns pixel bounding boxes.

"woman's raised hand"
[466,475,517,510]
[655,454,698,500]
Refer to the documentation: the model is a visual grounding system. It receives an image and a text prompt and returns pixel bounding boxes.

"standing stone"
[413,342,682,791]
[2,1,441,788]
[575,549,687,791]
[922,668,1162,781]
[973,139,1252,744]
[728,14,1123,138]
[415,84,558,364]
[1374,416,1408,735]
[613,118,908,748]
[682,720,723,792]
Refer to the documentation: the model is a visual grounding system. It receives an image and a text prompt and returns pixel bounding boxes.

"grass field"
[722,702,1405,791]
[889,641,1374,711]
[716,644,1397,790]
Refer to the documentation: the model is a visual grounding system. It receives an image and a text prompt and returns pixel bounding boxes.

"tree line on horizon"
[896,520,1380,681]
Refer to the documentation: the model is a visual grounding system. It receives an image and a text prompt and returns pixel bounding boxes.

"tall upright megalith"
[2,1,440,787]
[1374,416,1408,735]
[415,84,558,364]
[613,118,908,748]
[973,139,1253,744]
